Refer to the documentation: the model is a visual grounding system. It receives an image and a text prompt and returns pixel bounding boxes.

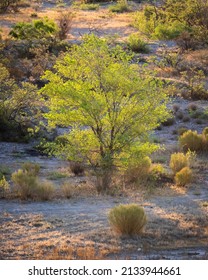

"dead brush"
[37,244,115,260]
[57,12,74,40]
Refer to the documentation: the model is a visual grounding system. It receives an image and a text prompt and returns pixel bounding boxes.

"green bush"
[108,204,147,235]
[109,0,129,13]
[9,17,58,40]
[127,34,149,53]
[79,3,99,10]
[133,1,208,46]
[179,130,204,152]
[154,22,186,40]
[175,167,192,186]
[169,152,189,175]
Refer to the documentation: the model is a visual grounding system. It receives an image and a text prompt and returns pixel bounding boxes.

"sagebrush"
[108,204,147,235]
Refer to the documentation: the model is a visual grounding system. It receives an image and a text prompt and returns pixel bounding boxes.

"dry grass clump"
[179,129,208,152]
[169,152,189,175]
[61,183,74,199]
[11,168,54,200]
[125,156,151,183]
[0,176,10,198]
[12,169,38,200]
[37,243,117,260]
[203,127,208,138]
[36,181,54,201]
[175,167,192,186]
[22,162,40,176]
[187,103,198,111]
[108,204,147,236]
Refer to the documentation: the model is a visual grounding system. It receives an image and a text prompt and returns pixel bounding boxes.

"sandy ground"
[0,138,207,260]
[0,2,137,41]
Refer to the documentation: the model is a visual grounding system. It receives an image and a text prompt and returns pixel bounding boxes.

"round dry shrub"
[172,104,180,112]
[187,103,198,111]
[175,167,192,186]
[169,152,189,175]
[179,130,204,152]
[61,183,74,199]
[125,156,151,183]
[70,162,85,176]
[36,180,54,201]
[22,162,40,176]
[162,117,175,126]
[108,204,147,236]
[11,169,38,200]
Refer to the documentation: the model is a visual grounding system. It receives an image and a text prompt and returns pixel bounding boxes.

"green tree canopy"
[41,35,169,190]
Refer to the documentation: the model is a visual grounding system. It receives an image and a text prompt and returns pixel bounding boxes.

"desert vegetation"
[0,0,207,260]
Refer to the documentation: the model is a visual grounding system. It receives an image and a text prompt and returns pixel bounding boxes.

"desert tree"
[41,35,169,191]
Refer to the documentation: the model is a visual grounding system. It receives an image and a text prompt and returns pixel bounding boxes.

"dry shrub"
[177,127,188,136]
[176,31,198,51]
[161,117,175,126]
[187,103,198,111]
[175,167,192,186]
[38,243,116,260]
[149,163,166,181]
[176,111,184,120]
[202,127,208,150]
[125,156,151,183]
[61,183,74,199]
[169,152,189,175]
[70,162,85,176]
[22,162,40,176]
[12,169,38,200]
[36,181,54,201]
[57,12,74,40]
[0,176,10,198]
[202,127,208,137]
[108,204,147,236]
[12,169,54,200]
[172,104,180,112]
[179,130,204,152]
